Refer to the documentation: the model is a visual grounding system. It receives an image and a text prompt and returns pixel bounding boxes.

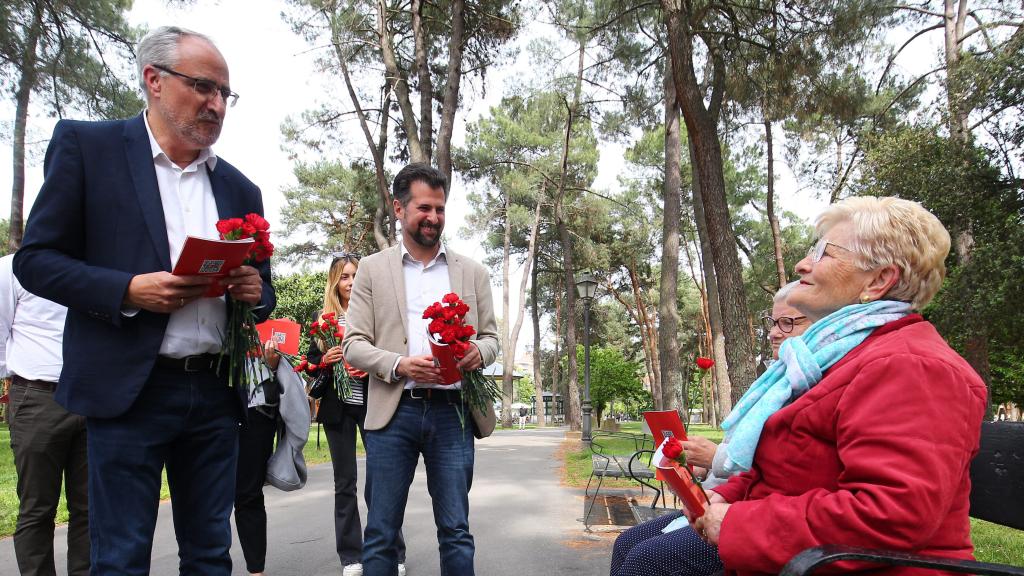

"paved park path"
[1,427,616,575]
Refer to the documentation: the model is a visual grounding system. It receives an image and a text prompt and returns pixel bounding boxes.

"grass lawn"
[561,422,1024,565]
[0,423,359,539]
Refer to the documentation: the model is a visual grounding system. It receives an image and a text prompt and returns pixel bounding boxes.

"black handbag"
[307,372,329,400]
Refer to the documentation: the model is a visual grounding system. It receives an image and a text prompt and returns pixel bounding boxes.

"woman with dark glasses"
[306,252,406,576]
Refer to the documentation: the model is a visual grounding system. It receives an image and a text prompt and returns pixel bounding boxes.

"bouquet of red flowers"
[305,312,355,400]
[423,293,500,428]
[216,214,274,390]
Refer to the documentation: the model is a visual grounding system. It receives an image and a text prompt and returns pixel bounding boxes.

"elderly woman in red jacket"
[693,196,987,575]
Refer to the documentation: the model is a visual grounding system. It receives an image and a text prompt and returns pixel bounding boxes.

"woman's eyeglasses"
[806,237,854,263]
[761,314,807,334]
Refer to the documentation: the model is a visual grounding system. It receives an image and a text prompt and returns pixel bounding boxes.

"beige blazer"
[342,244,500,438]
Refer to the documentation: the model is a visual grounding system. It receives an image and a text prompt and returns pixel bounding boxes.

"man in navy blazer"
[14,26,274,575]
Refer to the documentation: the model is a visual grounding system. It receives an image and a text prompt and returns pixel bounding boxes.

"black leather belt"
[154,353,220,374]
[11,375,58,391]
[402,388,462,403]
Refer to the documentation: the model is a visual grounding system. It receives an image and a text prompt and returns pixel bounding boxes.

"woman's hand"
[322,345,344,365]
[708,491,727,505]
[682,436,719,469]
[693,502,730,545]
[263,340,280,371]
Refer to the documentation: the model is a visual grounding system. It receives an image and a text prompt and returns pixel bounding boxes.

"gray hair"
[773,280,800,304]
[136,26,216,93]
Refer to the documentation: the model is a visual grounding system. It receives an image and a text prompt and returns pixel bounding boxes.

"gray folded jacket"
[266,363,311,491]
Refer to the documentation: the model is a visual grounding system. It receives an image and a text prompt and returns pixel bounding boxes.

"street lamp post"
[575,271,598,445]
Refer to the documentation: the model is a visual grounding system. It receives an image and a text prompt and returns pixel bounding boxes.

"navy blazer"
[14,114,276,418]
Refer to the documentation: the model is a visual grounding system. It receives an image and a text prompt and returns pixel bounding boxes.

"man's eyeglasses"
[761,314,807,334]
[153,65,239,107]
[806,237,854,263]
[331,251,362,266]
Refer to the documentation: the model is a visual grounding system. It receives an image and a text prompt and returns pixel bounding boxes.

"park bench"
[583,430,653,530]
[781,421,1024,575]
[626,448,680,525]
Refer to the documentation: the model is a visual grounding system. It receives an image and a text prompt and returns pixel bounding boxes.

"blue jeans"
[86,366,240,575]
[362,395,475,576]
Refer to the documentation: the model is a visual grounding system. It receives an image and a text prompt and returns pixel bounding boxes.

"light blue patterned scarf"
[720,300,911,474]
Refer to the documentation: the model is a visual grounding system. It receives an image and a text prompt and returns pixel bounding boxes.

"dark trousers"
[609,512,723,576]
[8,376,90,576]
[324,402,406,566]
[234,406,278,573]
[85,366,240,576]
[363,396,474,576]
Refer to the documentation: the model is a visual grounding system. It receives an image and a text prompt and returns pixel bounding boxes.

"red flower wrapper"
[653,436,711,522]
[422,293,500,430]
[216,213,274,392]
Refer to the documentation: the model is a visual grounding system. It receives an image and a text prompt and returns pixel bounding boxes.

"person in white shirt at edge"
[1,254,87,576]
[342,163,500,576]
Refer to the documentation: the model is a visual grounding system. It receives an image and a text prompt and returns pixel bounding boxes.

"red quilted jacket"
[713,315,987,575]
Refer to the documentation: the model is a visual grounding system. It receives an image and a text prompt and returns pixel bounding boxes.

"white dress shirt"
[144,111,226,357]
[0,255,66,382]
[400,241,460,390]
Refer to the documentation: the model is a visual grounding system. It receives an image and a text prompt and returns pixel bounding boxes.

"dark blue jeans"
[362,394,475,576]
[86,366,240,575]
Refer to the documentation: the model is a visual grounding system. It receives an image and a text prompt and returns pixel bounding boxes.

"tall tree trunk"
[334,23,392,249]
[435,0,466,183]
[501,198,543,428]
[765,118,786,289]
[532,256,546,427]
[663,0,757,404]
[553,41,586,432]
[501,195,514,428]
[629,265,661,406]
[553,289,563,425]
[607,279,658,404]
[659,61,683,414]
[376,0,425,163]
[412,0,433,162]
[689,140,732,417]
[9,6,43,252]
[944,0,990,406]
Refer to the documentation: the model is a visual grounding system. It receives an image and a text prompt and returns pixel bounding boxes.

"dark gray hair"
[136,26,216,93]
[392,163,448,206]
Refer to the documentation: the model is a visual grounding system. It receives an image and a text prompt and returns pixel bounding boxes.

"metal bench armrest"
[780,545,1024,576]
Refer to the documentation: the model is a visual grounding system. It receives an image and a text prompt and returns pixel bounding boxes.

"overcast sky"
[4,0,952,354]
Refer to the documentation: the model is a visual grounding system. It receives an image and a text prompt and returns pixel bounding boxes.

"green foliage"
[0,0,143,119]
[573,345,646,420]
[0,220,9,257]
[278,161,383,265]
[272,270,328,352]
[860,125,1024,404]
[515,373,535,405]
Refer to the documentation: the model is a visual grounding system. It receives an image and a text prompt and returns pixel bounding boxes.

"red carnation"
[443,293,460,304]
[663,437,684,461]
[696,357,715,371]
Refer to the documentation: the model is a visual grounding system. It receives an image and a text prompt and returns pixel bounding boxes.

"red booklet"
[643,410,688,445]
[171,236,254,297]
[653,437,709,522]
[256,319,302,356]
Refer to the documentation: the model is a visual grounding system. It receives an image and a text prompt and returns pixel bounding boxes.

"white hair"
[773,280,800,303]
[136,26,216,93]
[816,196,951,310]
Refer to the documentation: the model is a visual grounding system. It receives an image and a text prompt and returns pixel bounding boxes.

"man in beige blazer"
[343,163,499,576]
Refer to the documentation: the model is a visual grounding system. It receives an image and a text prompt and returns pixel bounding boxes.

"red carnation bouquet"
[304,312,356,400]
[216,214,274,390]
[422,293,500,428]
